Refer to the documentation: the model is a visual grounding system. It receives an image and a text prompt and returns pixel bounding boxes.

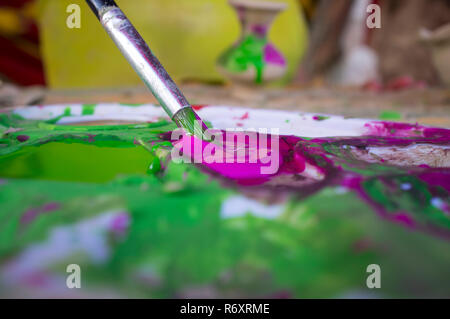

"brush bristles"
[173,107,208,139]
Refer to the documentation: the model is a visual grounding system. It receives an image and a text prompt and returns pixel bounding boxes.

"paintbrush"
[85,0,207,137]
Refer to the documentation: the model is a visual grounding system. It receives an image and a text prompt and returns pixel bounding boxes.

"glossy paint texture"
[0,108,449,298]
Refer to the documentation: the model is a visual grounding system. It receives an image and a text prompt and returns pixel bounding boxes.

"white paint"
[221,195,284,219]
[400,183,412,191]
[14,104,371,138]
[1,210,127,285]
[431,197,446,211]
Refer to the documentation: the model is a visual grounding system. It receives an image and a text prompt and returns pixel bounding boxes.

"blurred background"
[0,0,449,124]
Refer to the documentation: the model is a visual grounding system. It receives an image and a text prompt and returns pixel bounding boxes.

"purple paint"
[264,43,286,66]
[16,135,30,143]
[174,131,286,184]
[352,238,374,253]
[167,119,450,239]
[42,202,61,212]
[22,271,50,287]
[87,134,96,143]
[392,213,416,228]
[418,171,450,192]
[21,202,62,224]
[237,112,249,120]
[110,212,130,236]
[20,208,40,225]
[251,24,269,37]
[364,121,450,143]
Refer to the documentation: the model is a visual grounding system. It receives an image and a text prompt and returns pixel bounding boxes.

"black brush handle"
[86,0,118,19]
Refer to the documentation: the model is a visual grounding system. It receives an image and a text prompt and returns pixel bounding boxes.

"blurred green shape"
[379,110,402,121]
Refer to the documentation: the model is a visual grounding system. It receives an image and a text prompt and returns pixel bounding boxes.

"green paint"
[1,170,449,298]
[82,104,96,115]
[379,111,402,121]
[174,107,208,138]
[0,109,449,298]
[218,34,267,84]
[147,157,162,175]
[64,107,71,117]
[313,115,330,121]
[41,107,72,125]
[0,113,175,158]
[0,142,154,183]
[363,176,450,229]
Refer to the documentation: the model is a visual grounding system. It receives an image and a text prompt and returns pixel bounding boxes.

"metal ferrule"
[100,7,190,119]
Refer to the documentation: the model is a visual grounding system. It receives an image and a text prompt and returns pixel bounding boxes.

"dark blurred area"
[0,0,45,86]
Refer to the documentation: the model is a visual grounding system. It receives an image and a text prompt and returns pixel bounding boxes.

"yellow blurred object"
[38,0,308,89]
[0,8,23,35]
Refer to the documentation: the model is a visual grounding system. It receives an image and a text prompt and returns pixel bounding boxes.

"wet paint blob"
[16,135,30,143]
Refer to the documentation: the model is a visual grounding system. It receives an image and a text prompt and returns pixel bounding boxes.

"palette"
[0,103,449,298]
